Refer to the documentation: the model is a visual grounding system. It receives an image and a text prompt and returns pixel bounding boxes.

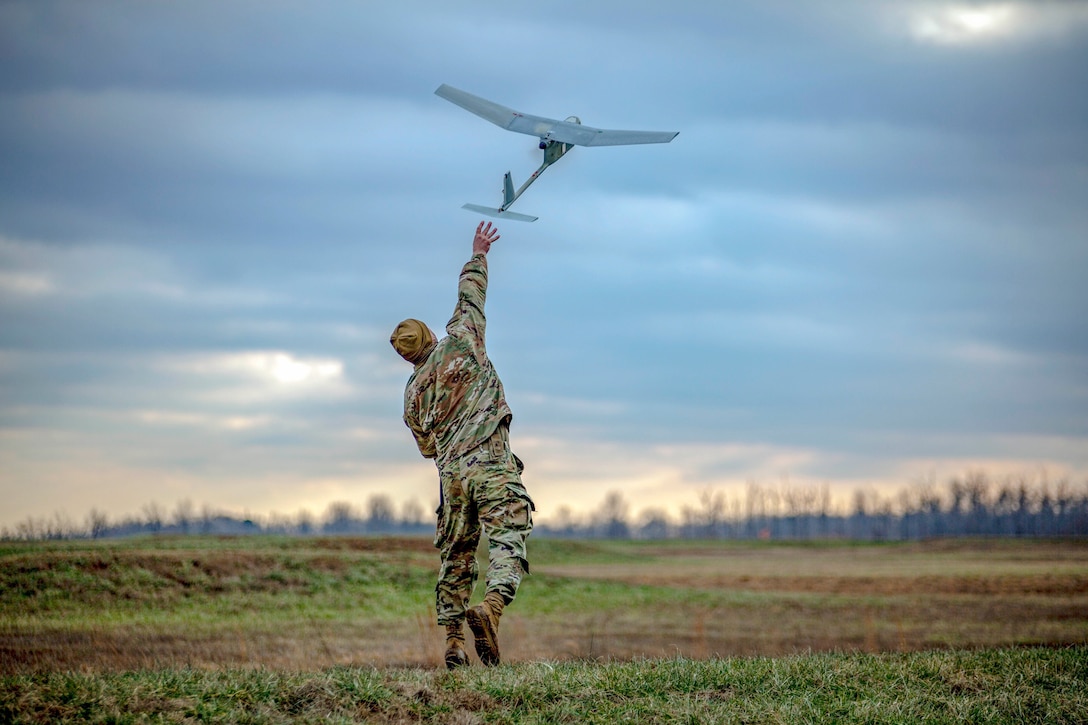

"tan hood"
[390,318,437,365]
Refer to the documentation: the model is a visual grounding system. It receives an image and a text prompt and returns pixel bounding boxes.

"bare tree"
[86,508,109,539]
[45,511,77,539]
[296,508,315,535]
[199,504,216,534]
[141,502,164,533]
[173,499,195,534]
[549,505,579,537]
[323,501,356,534]
[698,489,727,538]
[366,494,396,533]
[264,511,294,535]
[636,507,670,539]
[594,491,630,539]
[401,498,425,528]
[745,481,766,538]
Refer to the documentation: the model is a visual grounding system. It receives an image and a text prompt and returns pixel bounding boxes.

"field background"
[3,536,1088,723]
[3,536,1086,673]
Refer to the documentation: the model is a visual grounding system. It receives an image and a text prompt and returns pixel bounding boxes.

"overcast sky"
[1,0,1086,529]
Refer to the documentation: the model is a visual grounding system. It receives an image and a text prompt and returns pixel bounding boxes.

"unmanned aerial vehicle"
[435,84,678,222]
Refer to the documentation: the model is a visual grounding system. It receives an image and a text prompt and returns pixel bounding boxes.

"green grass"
[4,537,1087,662]
[0,536,437,629]
[2,537,837,631]
[2,646,1085,724]
[3,535,1087,720]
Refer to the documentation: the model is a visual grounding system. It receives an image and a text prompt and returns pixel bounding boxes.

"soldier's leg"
[465,475,532,667]
[478,480,533,604]
[476,424,534,604]
[464,427,534,666]
[434,467,481,629]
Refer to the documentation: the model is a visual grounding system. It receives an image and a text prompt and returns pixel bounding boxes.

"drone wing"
[542,121,678,147]
[435,84,677,147]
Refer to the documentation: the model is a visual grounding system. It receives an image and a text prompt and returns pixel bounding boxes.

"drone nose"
[538,140,548,150]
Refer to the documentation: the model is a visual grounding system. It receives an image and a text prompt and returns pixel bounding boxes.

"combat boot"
[466,590,505,666]
[444,622,469,670]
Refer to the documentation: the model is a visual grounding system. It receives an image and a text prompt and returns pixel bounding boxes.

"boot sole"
[445,645,469,670]
[466,606,500,666]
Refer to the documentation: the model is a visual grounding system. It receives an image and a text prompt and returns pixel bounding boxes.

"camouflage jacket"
[403,254,512,465]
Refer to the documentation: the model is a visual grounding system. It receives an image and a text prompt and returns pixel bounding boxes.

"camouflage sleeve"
[410,424,437,459]
[404,385,437,459]
[445,254,488,362]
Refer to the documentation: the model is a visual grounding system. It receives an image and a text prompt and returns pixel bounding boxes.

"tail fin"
[462,203,538,223]
[503,172,515,206]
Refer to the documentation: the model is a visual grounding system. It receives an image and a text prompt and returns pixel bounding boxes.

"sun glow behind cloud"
[907,3,1088,45]
[255,352,343,385]
[168,351,345,388]
[911,4,1019,44]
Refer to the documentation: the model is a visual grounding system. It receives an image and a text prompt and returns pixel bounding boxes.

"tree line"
[3,471,1086,541]
[552,472,1088,540]
[3,494,433,542]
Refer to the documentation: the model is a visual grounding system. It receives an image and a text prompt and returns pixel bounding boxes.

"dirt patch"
[310,537,435,554]
[0,623,442,675]
[4,588,1086,674]
[534,569,1088,596]
[535,540,1088,597]
[8,587,1079,670]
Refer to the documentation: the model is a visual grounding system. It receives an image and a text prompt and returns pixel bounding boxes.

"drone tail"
[503,171,516,207]
[457,170,538,222]
[462,203,538,223]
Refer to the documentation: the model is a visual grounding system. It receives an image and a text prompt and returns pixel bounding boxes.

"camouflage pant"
[434,423,534,626]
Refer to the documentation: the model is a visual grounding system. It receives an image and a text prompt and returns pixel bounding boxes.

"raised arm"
[446,222,500,361]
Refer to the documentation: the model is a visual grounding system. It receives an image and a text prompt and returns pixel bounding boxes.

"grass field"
[2,536,1087,722]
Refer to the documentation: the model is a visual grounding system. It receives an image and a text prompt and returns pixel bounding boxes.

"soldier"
[390,221,534,669]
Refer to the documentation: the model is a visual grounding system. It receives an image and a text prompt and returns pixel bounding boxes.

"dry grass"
[535,538,1088,594]
[2,537,1086,674]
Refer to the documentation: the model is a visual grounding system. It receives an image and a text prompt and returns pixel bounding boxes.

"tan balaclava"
[390,318,437,365]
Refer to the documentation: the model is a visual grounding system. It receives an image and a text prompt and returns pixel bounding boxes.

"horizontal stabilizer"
[462,203,538,223]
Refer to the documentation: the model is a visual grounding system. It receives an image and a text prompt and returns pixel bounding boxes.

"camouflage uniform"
[401,254,534,627]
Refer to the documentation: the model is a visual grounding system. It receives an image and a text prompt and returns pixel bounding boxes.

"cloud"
[164,351,345,389]
[0,1,1085,529]
[909,3,1022,44]
[906,2,1088,46]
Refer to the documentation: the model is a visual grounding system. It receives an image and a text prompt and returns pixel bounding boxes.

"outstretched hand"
[472,221,500,256]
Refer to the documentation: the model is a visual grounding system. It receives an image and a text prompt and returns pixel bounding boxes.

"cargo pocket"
[505,482,536,520]
[500,492,533,575]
